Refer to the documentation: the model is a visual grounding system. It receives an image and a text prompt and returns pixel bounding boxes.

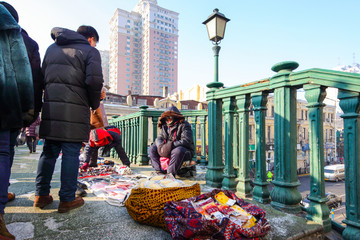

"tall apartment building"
[99,50,110,87]
[109,0,179,96]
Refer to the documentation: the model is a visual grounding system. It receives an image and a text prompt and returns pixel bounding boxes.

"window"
[303,128,306,140]
[267,126,271,141]
[249,125,253,140]
[326,129,328,141]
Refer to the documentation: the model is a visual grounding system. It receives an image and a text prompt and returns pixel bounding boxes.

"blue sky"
[9,0,360,91]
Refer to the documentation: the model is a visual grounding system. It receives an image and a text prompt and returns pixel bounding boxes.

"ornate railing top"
[208,62,360,100]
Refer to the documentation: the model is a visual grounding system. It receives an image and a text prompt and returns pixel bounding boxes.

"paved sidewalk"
[6,145,172,240]
[4,145,330,240]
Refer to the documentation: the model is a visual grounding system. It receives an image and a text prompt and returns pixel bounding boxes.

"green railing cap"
[271,61,299,73]
[139,105,149,110]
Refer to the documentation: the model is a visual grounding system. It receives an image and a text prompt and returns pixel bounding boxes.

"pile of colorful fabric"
[164,189,271,239]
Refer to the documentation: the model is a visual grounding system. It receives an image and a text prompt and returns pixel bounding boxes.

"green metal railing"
[205,61,360,239]
[108,61,360,239]
[108,106,208,166]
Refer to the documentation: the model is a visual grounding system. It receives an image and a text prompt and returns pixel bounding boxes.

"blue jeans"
[0,130,11,214]
[35,140,82,202]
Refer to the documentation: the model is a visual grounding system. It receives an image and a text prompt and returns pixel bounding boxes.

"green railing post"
[338,90,360,239]
[152,116,158,143]
[222,97,237,191]
[304,84,331,232]
[137,106,149,165]
[252,92,271,204]
[270,61,302,212]
[130,118,136,164]
[205,89,224,187]
[134,117,139,165]
[190,117,198,162]
[236,94,252,198]
[124,119,129,160]
[199,116,207,166]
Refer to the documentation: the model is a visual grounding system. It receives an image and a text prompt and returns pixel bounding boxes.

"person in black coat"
[34,26,103,213]
[149,106,196,176]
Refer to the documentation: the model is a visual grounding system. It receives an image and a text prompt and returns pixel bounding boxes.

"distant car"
[300,192,342,209]
[324,164,345,182]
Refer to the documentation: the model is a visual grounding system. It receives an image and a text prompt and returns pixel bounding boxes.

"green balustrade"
[236,94,252,198]
[199,116,207,166]
[137,106,149,165]
[304,84,331,231]
[205,88,224,188]
[189,117,197,162]
[221,97,237,191]
[338,90,360,240]
[270,62,302,212]
[252,92,271,204]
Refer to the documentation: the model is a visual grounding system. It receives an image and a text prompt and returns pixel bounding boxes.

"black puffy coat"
[40,27,103,142]
[155,107,195,156]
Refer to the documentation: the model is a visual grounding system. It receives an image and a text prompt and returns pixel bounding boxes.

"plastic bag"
[17,131,26,145]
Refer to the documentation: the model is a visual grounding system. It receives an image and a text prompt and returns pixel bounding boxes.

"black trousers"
[149,144,192,176]
[26,136,37,153]
[85,131,130,166]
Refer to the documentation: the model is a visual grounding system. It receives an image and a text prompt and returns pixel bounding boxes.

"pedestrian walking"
[25,116,41,153]
[34,26,103,213]
[0,2,34,239]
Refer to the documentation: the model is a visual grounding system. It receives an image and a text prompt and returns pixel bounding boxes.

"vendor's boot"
[0,214,15,240]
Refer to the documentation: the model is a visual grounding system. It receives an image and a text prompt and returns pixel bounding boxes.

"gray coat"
[40,27,103,142]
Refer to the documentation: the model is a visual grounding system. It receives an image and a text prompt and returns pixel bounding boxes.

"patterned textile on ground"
[78,161,132,179]
[125,174,201,230]
[78,159,146,206]
[164,189,271,240]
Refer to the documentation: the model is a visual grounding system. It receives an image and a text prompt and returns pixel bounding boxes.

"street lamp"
[203,8,230,88]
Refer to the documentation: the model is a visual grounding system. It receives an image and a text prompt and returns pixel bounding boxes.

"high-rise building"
[99,50,110,87]
[109,0,179,96]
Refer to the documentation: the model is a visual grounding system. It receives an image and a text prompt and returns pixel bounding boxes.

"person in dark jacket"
[149,106,196,176]
[0,3,33,239]
[34,26,103,213]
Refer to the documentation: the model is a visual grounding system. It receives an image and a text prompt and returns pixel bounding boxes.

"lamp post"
[203,9,230,187]
[202,8,230,89]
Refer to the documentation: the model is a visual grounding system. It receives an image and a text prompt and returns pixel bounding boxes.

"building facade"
[99,50,110,87]
[109,0,179,96]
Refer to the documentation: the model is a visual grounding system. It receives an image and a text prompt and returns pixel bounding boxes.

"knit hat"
[0,2,19,22]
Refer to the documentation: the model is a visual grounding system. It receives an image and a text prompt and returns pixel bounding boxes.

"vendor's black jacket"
[155,107,195,156]
[40,27,103,142]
